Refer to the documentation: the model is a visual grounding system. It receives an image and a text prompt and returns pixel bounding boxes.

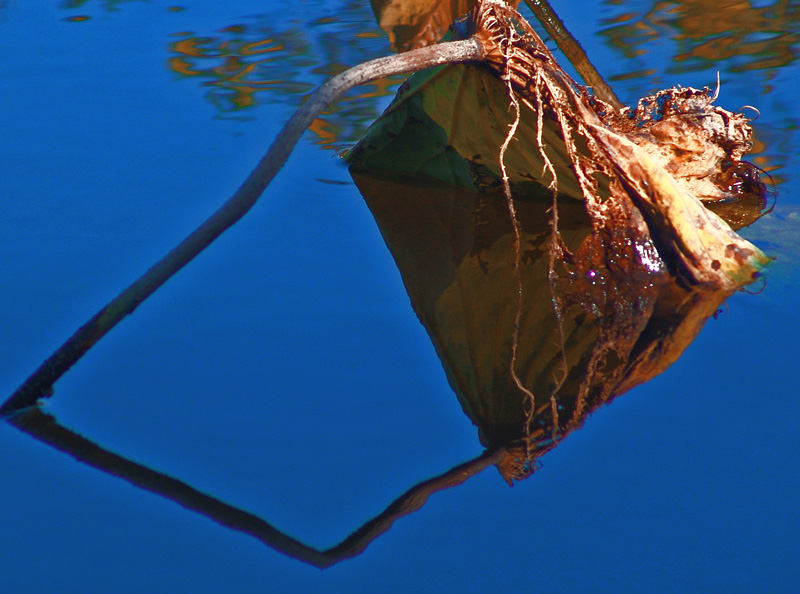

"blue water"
[1,1,798,592]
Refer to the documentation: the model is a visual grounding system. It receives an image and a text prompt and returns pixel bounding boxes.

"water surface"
[1,1,798,592]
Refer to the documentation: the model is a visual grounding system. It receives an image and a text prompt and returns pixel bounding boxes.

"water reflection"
[166,3,401,147]
[60,0,146,10]
[601,0,800,76]
[9,407,504,568]
[351,176,766,482]
[169,28,318,110]
[7,169,765,565]
[3,0,777,571]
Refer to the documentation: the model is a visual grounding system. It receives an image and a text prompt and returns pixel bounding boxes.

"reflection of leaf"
[351,175,742,482]
[351,177,590,447]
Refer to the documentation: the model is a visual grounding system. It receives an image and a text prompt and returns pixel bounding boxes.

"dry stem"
[0,37,486,416]
[523,0,623,110]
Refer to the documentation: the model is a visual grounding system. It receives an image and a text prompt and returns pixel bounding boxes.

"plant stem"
[0,37,486,416]
[523,0,624,110]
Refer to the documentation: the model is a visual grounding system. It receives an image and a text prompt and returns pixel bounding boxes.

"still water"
[1,0,798,592]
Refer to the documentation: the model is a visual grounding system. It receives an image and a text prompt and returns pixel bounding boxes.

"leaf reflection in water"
[350,176,763,483]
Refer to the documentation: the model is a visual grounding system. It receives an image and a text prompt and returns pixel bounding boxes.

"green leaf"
[346,62,585,199]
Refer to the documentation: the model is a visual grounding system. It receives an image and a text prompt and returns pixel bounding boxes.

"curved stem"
[0,37,485,416]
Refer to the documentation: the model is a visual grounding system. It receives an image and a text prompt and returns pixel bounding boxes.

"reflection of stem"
[9,408,503,569]
[523,0,624,110]
[0,37,486,416]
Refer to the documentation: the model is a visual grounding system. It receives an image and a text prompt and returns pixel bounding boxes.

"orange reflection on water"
[165,9,402,148]
[168,29,313,114]
[602,0,800,73]
[308,117,339,146]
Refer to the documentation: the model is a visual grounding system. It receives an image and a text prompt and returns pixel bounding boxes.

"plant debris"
[348,0,770,482]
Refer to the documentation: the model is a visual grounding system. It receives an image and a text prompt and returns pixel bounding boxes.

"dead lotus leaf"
[348,0,770,481]
[350,0,769,291]
[371,0,520,52]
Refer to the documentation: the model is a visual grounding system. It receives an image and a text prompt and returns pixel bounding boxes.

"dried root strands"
[469,0,769,292]
[467,0,770,480]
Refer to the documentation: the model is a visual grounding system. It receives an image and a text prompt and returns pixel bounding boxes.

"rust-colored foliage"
[371,0,520,52]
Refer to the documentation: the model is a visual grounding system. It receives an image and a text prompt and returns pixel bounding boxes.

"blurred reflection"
[166,3,405,147]
[601,0,800,75]
[60,0,145,9]
[169,27,317,111]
